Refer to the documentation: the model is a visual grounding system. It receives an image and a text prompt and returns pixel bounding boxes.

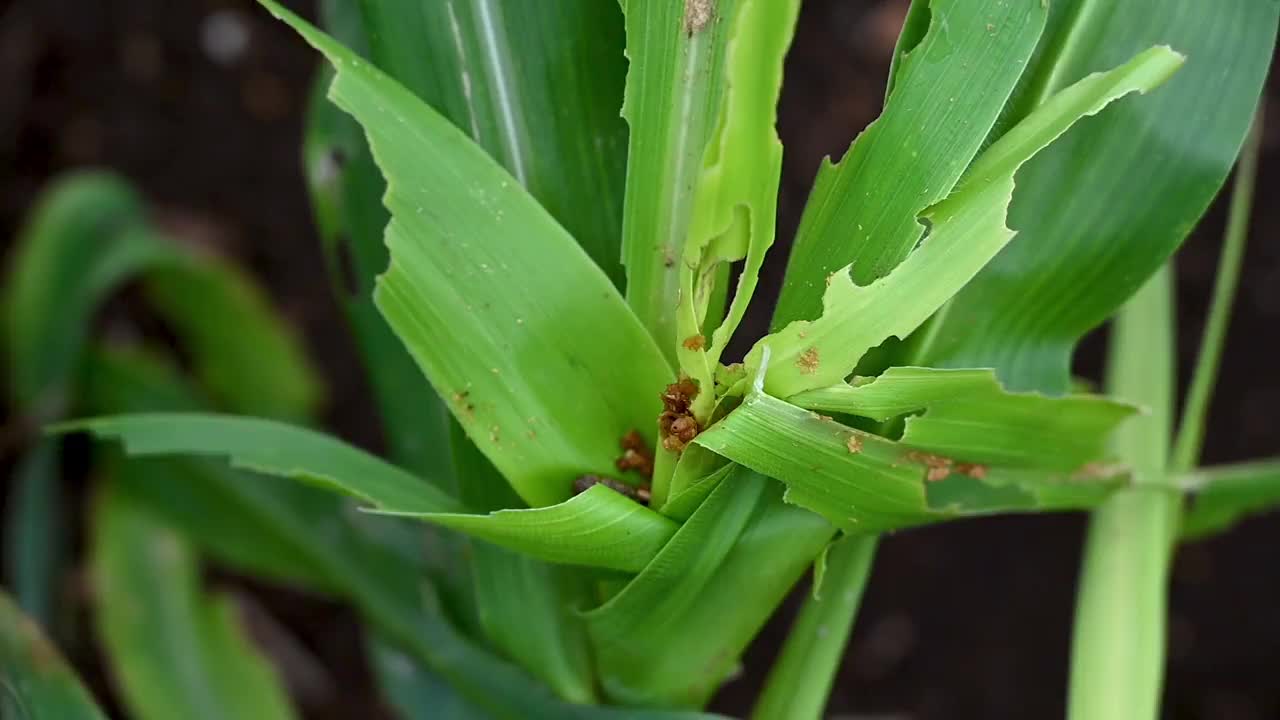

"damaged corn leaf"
[372,484,678,574]
[674,0,800,419]
[697,367,1123,533]
[0,591,107,720]
[304,64,454,486]
[92,483,297,720]
[1179,460,1280,540]
[262,1,671,507]
[910,0,1279,392]
[63,414,672,574]
[750,47,1184,398]
[788,367,1138,470]
[620,0,739,359]
[770,0,1047,328]
[354,0,629,283]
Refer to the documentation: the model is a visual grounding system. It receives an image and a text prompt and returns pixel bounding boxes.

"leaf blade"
[92,484,297,720]
[264,1,671,506]
[753,46,1184,397]
[0,592,107,720]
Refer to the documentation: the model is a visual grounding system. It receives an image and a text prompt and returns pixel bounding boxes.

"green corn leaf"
[788,367,1138,470]
[143,256,322,423]
[366,578,734,720]
[64,413,671,574]
[698,366,1124,533]
[304,64,453,485]
[674,0,800,416]
[2,172,174,629]
[332,3,629,695]
[68,377,600,717]
[770,0,1048,329]
[1171,112,1263,473]
[588,468,831,709]
[91,483,297,720]
[368,638,487,720]
[750,535,876,720]
[0,591,107,720]
[80,348,354,593]
[371,633,736,720]
[59,413,461,513]
[444,384,595,702]
[373,483,675,574]
[263,1,671,508]
[619,0,739,359]
[3,443,65,630]
[750,46,1183,398]
[908,0,1278,392]
[354,0,629,283]
[72,364,565,720]
[1179,460,1280,540]
[586,467,766,707]
[4,172,173,418]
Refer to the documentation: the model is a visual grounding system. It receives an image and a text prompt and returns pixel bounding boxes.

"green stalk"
[750,535,876,720]
[1169,111,1262,474]
[1068,110,1261,720]
[1068,265,1177,720]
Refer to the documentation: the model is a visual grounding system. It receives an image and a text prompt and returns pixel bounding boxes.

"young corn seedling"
[7,0,1278,718]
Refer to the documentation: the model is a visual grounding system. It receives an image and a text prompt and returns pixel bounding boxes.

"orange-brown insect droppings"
[846,435,863,454]
[616,430,655,479]
[683,334,706,351]
[658,377,701,452]
[906,451,954,482]
[797,347,820,375]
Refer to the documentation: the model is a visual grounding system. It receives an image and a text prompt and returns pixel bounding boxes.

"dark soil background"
[2,1,1277,718]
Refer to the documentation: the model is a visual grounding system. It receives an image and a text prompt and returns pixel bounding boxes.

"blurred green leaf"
[4,172,172,418]
[91,482,297,720]
[368,638,487,720]
[354,0,629,283]
[909,0,1279,392]
[265,1,671,507]
[1,172,173,627]
[789,367,1137,469]
[752,47,1183,397]
[699,375,1123,533]
[80,348,354,593]
[0,591,107,720]
[1179,460,1280,539]
[771,0,1047,328]
[144,256,322,423]
[674,0,800,417]
[3,443,65,629]
[619,0,738,359]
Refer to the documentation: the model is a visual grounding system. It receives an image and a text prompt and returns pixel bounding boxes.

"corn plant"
[5,0,1279,718]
